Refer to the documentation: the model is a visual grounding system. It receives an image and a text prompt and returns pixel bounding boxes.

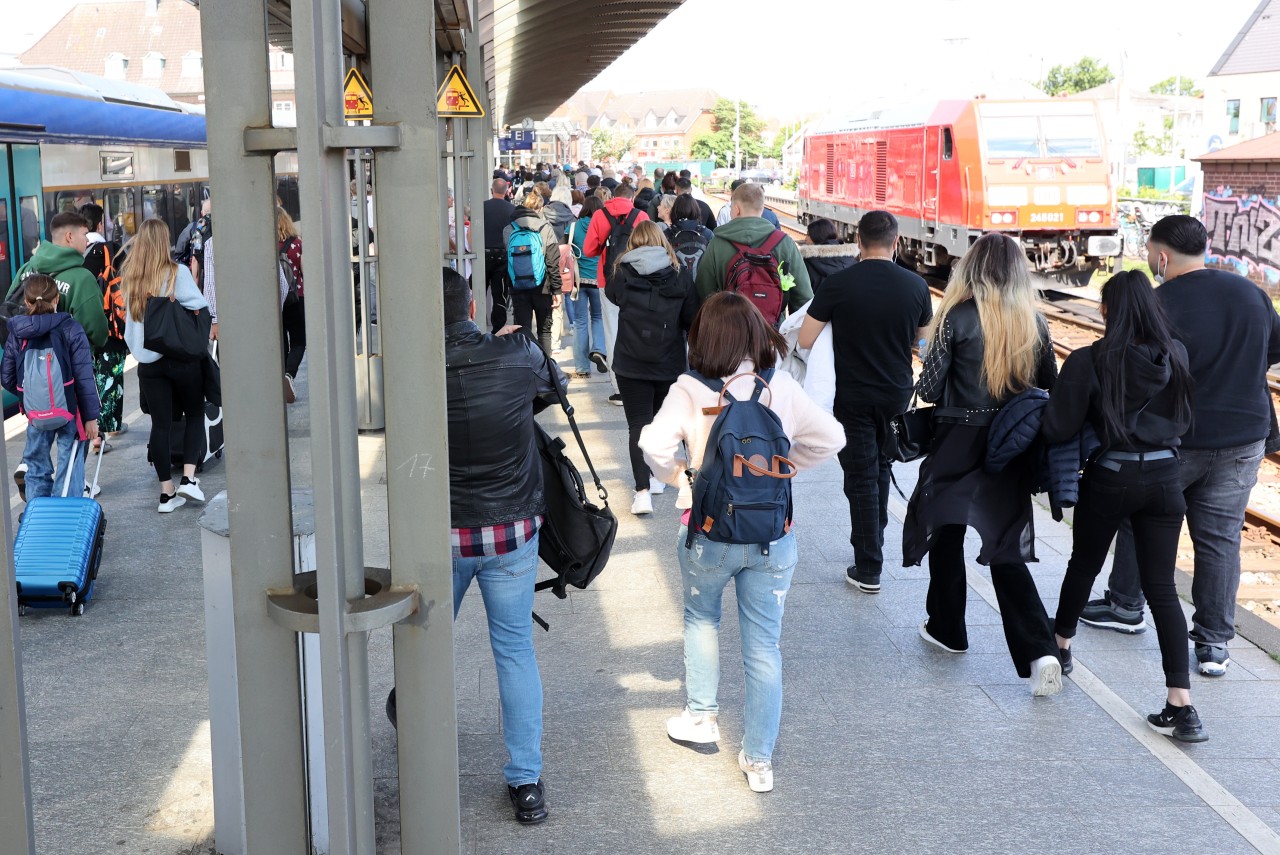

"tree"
[1042,57,1115,96]
[693,98,767,168]
[1131,116,1175,157]
[691,130,733,167]
[1149,75,1203,97]
[589,126,635,163]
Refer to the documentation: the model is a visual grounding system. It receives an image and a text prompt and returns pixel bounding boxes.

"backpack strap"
[622,208,641,229]
[757,229,786,256]
[602,209,620,231]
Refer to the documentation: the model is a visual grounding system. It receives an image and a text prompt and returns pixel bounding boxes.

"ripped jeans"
[678,527,797,762]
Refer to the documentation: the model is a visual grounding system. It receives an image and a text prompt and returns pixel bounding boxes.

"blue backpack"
[685,368,797,554]
[507,224,546,290]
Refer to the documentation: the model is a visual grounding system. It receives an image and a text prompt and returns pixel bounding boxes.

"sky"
[1,0,1264,118]
[585,0,1262,118]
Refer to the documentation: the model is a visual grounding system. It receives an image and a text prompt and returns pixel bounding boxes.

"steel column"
[0,439,33,852]
[366,0,463,849]
[291,0,377,851]
[197,1,309,851]
[466,17,490,323]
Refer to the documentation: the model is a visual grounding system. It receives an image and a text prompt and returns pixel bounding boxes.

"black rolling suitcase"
[147,401,224,472]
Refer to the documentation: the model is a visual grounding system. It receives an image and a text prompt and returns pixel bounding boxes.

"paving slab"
[11,342,1280,854]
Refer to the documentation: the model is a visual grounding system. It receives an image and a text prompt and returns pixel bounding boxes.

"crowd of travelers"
[11,158,1276,825]
[460,159,1280,821]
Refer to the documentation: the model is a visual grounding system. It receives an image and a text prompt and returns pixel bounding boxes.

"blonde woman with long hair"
[119,217,210,513]
[902,233,1063,695]
[605,220,699,515]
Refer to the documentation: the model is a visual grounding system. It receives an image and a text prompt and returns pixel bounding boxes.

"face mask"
[1150,254,1167,285]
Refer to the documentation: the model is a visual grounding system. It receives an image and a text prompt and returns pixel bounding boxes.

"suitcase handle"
[58,439,105,498]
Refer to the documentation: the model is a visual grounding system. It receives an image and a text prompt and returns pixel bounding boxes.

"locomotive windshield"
[978,103,1103,159]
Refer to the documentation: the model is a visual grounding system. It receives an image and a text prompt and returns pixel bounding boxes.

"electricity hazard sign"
[343,68,374,120]
[436,65,484,118]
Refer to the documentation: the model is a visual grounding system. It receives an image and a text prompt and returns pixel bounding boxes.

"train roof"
[0,66,206,147]
[807,98,1103,137]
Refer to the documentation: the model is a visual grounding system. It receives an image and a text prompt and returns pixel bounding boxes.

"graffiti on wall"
[1203,186,1280,287]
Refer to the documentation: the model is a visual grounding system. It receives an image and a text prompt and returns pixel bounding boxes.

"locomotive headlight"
[1077,211,1090,224]
[1088,211,1102,224]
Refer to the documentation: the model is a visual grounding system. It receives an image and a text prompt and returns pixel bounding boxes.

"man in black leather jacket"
[443,267,566,823]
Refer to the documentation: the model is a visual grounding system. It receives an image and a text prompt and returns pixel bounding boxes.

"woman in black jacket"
[800,218,857,294]
[904,233,1063,695]
[1041,270,1204,741]
[605,220,699,516]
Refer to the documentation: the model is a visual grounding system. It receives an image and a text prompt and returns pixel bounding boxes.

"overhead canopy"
[186,0,684,128]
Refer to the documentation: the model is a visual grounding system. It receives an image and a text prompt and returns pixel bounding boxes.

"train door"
[923,127,941,231]
[10,145,44,270]
[0,145,13,295]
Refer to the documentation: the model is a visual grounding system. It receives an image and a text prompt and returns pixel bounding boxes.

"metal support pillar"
[366,0,463,850]
[0,441,33,853]
[465,18,490,322]
[197,0,309,851]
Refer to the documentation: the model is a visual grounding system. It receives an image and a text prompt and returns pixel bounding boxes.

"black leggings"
[138,358,205,484]
[512,289,553,353]
[926,525,1058,678]
[282,296,307,379]
[1055,458,1190,689]
[616,375,671,492]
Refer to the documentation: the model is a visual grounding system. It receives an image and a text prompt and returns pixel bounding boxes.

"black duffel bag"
[532,352,617,627]
[143,272,211,361]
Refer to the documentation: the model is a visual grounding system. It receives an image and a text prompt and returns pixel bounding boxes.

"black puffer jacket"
[800,242,858,294]
[605,246,699,382]
[445,320,567,527]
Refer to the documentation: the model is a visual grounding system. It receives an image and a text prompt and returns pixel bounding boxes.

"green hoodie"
[11,242,108,349]
[694,216,813,313]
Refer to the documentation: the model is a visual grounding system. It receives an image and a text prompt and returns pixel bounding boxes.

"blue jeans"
[678,527,797,762]
[571,285,606,374]
[453,534,542,786]
[23,423,85,500]
[1107,440,1264,645]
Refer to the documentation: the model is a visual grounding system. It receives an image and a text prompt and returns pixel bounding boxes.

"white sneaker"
[631,489,653,515]
[649,477,667,495]
[83,482,101,499]
[1030,654,1063,697]
[177,477,205,502]
[738,749,774,793]
[158,492,187,513]
[666,708,720,744]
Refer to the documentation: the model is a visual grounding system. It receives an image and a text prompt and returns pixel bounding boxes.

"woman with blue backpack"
[1,274,101,502]
[639,292,844,793]
[502,192,562,353]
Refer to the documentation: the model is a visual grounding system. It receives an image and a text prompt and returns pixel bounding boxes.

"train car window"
[175,150,193,173]
[982,116,1041,158]
[100,152,135,181]
[1041,115,1102,157]
[142,185,191,244]
[19,197,40,262]
[942,128,954,160]
[101,187,137,245]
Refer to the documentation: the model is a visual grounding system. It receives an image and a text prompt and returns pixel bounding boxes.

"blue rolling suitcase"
[14,441,106,617]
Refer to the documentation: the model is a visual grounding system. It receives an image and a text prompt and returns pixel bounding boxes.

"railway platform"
[12,351,1280,855]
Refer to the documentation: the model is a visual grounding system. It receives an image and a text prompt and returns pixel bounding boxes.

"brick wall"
[1201,160,1280,295]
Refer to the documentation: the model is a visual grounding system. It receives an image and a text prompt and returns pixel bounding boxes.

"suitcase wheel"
[71,602,85,617]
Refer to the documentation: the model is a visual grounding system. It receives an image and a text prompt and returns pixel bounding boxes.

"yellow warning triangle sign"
[343,68,374,120]
[436,65,484,118]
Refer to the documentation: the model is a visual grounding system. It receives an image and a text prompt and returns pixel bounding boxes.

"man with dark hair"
[11,212,106,349]
[798,210,931,593]
[1083,215,1280,676]
[439,266,565,823]
[674,178,717,231]
[483,178,517,332]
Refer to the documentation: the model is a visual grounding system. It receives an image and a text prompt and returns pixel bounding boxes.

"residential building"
[1203,0,1280,144]
[19,0,297,125]
[549,89,719,164]
[1070,80,1205,191]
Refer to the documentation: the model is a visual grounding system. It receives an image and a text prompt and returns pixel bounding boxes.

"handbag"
[887,393,936,464]
[144,270,211,360]
[532,351,618,627]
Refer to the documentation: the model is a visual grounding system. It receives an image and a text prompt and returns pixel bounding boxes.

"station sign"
[436,65,484,118]
[343,68,374,120]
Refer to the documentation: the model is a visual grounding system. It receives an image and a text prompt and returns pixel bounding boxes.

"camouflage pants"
[93,345,127,433]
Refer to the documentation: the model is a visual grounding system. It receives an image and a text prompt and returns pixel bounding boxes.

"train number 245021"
[1029,212,1065,223]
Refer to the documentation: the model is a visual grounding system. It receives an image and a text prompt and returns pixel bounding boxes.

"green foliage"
[1042,57,1115,96]
[1131,121,1172,157]
[1149,75,1203,97]
[693,98,768,167]
[590,127,635,163]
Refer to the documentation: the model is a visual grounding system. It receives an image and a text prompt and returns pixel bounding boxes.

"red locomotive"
[798,99,1122,285]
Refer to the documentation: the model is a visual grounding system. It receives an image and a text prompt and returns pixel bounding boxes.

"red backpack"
[723,230,786,326]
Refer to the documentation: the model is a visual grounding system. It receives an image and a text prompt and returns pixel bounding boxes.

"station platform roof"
[186,0,684,126]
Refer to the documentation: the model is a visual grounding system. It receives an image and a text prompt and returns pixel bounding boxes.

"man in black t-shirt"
[800,210,932,594]
[483,178,518,332]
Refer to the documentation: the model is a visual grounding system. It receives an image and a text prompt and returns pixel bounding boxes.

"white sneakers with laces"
[177,477,205,503]
[631,489,653,515]
[665,708,719,744]
[738,750,774,793]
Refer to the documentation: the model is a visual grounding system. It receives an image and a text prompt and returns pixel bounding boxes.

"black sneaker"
[608,393,624,406]
[1147,702,1208,743]
[1079,592,1146,634]
[845,566,881,594]
[1058,646,1073,676]
[1195,643,1231,677]
[386,688,397,729]
[589,351,609,374]
[508,779,548,824]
